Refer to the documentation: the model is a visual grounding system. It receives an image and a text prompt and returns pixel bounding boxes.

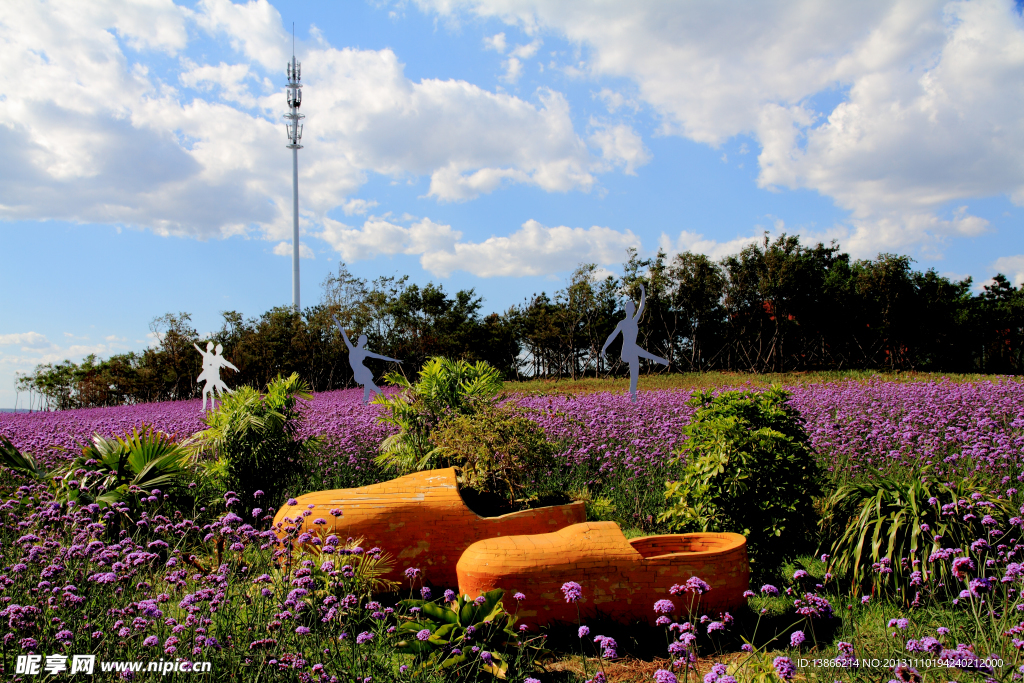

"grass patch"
[507,370,1007,396]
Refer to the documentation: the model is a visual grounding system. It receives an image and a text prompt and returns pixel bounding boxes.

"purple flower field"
[2,378,1023,483]
[1,377,1023,681]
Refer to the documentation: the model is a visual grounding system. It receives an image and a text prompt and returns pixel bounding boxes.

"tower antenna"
[285,23,304,312]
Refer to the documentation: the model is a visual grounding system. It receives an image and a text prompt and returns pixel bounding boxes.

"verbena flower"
[773,656,796,681]
[561,581,583,603]
[654,670,678,683]
[653,599,675,614]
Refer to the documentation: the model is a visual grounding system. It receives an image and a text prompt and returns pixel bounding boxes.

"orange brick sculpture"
[273,468,586,587]
[456,522,749,626]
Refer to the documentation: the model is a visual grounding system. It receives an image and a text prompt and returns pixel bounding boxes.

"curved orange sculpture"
[273,468,586,587]
[456,522,749,627]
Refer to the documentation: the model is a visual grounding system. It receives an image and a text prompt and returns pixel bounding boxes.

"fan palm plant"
[58,427,191,505]
[373,357,503,473]
[188,373,314,513]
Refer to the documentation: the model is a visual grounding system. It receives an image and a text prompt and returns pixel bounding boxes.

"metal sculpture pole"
[285,32,304,312]
[600,283,669,403]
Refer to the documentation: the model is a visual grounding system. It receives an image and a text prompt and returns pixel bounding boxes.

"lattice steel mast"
[285,27,304,312]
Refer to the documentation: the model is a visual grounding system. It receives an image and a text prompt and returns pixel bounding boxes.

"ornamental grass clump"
[659,386,823,577]
[820,469,1015,596]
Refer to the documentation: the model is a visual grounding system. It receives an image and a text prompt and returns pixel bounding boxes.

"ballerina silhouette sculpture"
[195,342,239,411]
[332,315,403,404]
[600,283,668,403]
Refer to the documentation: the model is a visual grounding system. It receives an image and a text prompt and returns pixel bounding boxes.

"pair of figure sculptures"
[195,284,664,410]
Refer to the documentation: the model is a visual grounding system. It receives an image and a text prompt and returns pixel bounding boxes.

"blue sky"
[3,0,1024,408]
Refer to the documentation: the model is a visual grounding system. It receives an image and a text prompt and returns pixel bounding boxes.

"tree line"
[17,234,1024,410]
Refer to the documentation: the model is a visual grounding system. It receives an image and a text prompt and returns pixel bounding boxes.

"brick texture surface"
[456,522,750,627]
[272,468,586,587]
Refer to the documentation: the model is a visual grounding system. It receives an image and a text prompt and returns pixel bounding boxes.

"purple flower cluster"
[6,379,1024,488]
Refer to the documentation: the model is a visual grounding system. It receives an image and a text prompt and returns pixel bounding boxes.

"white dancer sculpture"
[195,342,239,412]
[332,315,403,405]
[601,283,669,403]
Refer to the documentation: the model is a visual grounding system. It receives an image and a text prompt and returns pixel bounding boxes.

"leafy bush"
[374,357,503,474]
[659,385,823,576]
[429,404,558,509]
[821,470,1014,596]
[189,372,315,515]
[397,588,543,678]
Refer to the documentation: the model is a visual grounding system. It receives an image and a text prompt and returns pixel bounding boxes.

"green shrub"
[374,357,503,474]
[397,589,544,678]
[429,403,557,508]
[659,385,823,576]
[189,372,315,514]
[821,470,1014,596]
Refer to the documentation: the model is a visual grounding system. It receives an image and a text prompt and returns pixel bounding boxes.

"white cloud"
[588,120,650,175]
[320,217,461,262]
[0,0,617,247]
[305,44,596,201]
[594,87,638,114]
[0,332,51,349]
[415,0,1024,257]
[321,215,639,277]
[511,38,542,60]
[658,230,762,262]
[107,0,191,55]
[500,57,523,83]
[484,32,507,52]
[193,0,288,70]
[991,255,1024,286]
[423,219,640,277]
[341,199,379,215]
[179,60,259,108]
[273,241,315,259]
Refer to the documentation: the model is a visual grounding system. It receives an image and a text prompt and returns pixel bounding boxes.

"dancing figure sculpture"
[332,316,403,404]
[195,342,239,412]
[601,283,668,403]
